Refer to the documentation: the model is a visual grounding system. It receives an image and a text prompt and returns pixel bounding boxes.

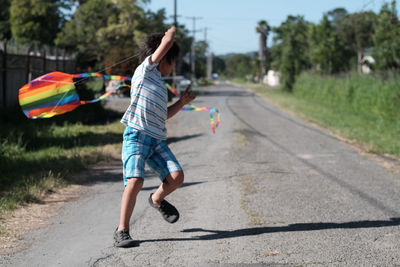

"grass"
[0,79,125,215]
[251,72,400,159]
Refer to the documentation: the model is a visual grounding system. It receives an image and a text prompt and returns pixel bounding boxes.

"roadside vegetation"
[252,72,400,159]
[231,0,400,161]
[0,80,124,216]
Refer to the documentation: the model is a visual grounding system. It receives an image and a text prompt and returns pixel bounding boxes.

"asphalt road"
[1,82,400,266]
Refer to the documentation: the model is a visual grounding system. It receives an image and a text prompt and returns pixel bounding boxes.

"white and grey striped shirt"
[121,56,168,140]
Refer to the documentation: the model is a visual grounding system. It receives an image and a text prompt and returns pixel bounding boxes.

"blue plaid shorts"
[122,126,182,186]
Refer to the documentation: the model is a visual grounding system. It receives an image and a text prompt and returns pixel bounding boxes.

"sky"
[143,0,398,55]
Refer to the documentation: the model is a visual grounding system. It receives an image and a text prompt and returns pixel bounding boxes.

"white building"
[263,70,280,87]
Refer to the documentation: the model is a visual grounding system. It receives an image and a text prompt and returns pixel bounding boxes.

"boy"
[114,26,195,248]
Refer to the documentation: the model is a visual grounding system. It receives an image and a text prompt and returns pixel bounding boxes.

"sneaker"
[148,193,180,223]
[113,228,137,248]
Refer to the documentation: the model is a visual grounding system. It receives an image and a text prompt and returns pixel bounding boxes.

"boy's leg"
[148,171,183,223]
[118,177,144,231]
[151,170,184,205]
[147,140,183,223]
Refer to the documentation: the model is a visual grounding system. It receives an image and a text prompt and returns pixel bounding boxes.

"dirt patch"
[0,185,86,255]
[0,141,122,255]
[0,143,122,255]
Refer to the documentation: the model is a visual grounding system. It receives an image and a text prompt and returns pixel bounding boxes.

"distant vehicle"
[179,79,191,87]
[211,73,219,80]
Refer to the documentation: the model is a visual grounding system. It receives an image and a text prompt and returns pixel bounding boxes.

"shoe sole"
[114,240,138,248]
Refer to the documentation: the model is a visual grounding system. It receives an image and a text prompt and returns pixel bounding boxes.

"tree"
[56,0,172,73]
[372,0,400,71]
[56,0,119,68]
[10,0,68,45]
[212,55,226,75]
[337,11,377,72]
[194,40,207,78]
[256,20,271,82]
[0,0,12,41]
[327,7,348,28]
[224,54,254,79]
[273,15,311,91]
[309,14,350,74]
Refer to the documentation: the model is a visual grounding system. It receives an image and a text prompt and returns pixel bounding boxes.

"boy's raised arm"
[150,26,176,64]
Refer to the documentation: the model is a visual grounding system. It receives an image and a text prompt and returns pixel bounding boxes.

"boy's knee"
[168,171,184,187]
[126,177,144,189]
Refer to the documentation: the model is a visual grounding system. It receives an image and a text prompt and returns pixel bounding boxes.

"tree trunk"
[357,48,364,73]
[259,34,266,82]
[1,41,7,108]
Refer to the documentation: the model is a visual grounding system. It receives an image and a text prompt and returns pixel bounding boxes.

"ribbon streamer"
[166,83,220,133]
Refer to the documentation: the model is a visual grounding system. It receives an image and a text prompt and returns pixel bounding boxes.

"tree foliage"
[0,0,12,40]
[10,0,68,45]
[273,15,310,91]
[327,7,348,28]
[309,15,350,74]
[372,0,400,71]
[55,0,165,73]
[337,11,376,71]
[194,40,207,78]
[224,53,255,79]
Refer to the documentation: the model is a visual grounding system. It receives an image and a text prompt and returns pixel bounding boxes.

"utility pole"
[185,16,202,81]
[204,27,212,80]
[173,0,177,27]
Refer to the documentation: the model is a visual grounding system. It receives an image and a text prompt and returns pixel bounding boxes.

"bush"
[292,72,400,122]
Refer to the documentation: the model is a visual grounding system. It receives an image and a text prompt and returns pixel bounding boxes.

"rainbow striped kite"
[19,71,130,119]
[19,71,220,133]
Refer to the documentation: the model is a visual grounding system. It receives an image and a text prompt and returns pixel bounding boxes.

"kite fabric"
[19,71,220,133]
[19,71,130,119]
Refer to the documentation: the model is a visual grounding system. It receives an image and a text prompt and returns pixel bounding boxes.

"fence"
[0,42,76,108]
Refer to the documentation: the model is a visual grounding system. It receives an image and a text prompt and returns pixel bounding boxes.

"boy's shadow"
[138,217,400,243]
[166,134,203,145]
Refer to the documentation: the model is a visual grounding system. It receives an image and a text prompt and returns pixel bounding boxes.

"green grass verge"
[251,73,400,159]
[0,94,124,215]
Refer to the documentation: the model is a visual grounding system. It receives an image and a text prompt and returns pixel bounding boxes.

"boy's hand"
[163,26,176,43]
[162,26,176,51]
[180,84,196,105]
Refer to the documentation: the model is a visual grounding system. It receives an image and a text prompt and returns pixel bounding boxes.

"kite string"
[72,52,139,86]
[40,53,139,117]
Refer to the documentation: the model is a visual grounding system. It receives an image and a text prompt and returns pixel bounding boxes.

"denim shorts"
[122,126,182,186]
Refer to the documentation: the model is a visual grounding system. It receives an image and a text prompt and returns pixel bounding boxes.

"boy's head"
[139,32,180,68]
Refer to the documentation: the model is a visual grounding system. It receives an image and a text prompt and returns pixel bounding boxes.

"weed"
[253,73,400,159]
[0,102,124,215]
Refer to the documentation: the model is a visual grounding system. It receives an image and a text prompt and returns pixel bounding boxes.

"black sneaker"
[148,193,179,223]
[113,228,137,248]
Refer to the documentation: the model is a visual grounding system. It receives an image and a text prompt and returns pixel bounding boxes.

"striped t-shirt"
[121,56,168,140]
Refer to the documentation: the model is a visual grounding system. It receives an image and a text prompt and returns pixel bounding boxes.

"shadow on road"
[141,181,205,191]
[166,134,203,145]
[193,89,253,98]
[138,217,400,243]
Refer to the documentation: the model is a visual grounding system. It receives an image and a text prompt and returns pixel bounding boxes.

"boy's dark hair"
[139,33,180,64]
